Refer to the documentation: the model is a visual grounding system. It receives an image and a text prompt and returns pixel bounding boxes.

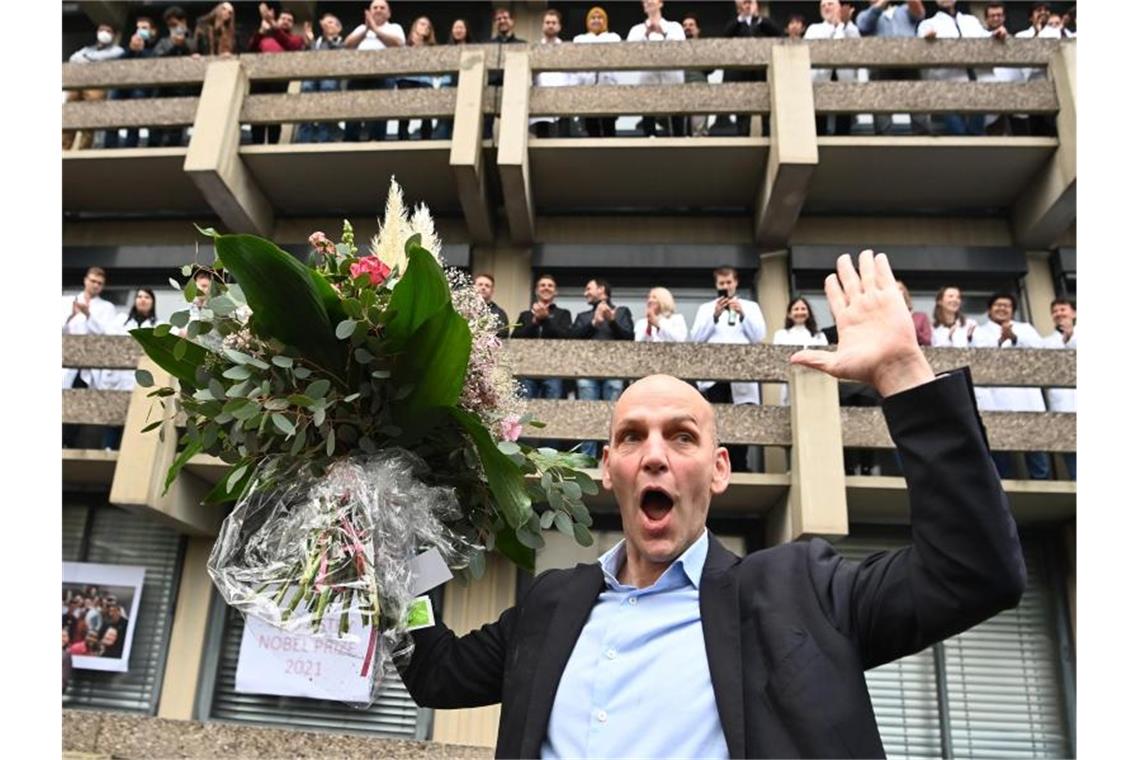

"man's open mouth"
[639,486,675,522]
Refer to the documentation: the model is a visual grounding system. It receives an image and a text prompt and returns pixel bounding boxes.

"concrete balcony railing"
[62,38,1075,249]
[63,334,1075,542]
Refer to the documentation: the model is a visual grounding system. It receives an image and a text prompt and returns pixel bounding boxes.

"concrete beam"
[450,50,495,244]
[497,50,535,245]
[183,59,274,236]
[108,357,220,537]
[786,365,848,541]
[758,251,791,473]
[1012,44,1076,248]
[756,44,817,247]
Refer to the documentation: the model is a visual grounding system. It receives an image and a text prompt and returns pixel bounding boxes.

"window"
[62,497,184,714]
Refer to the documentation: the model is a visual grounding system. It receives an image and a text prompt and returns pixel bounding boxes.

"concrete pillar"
[497,50,536,244]
[450,50,495,244]
[184,59,274,236]
[785,365,848,541]
[1024,250,1057,335]
[758,251,791,474]
[157,538,215,719]
[430,554,517,747]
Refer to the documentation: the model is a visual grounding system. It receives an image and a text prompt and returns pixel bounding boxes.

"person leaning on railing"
[680,13,716,138]
[192,1,238,57]
[64,23,123,151]
[916,0,990,136]
[296,13,346,144]
[572,6,622,138]
[635,287,689,344]
[717,0,783,137]
[627,0,687,138]
[1042,297,1076,479]
[104,15,159,149]
[805,0,861,137]
[530,9,574,139]
[247,4,305,146]
[344,0,406,142]
[855,0,931,135]
[150,6,195,148]
[395,16,438,141]
[434,18,474,140]
[930,285,978,348]
[773,297,828,406]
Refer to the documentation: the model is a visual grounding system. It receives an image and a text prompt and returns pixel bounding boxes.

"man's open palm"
[790,250,934,398]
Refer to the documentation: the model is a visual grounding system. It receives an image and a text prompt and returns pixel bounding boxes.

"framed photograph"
[62,562,145,673]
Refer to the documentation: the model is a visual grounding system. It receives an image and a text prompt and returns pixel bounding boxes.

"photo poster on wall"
[61,562,146,673]
[235,603,375,703]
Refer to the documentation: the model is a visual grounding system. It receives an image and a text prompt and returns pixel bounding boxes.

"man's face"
[584,280,605,305]
[602,375,730,567]
[137,19,155,37]
[370,1,390,24]
[643,0,663,17]
[495,9,514,35]
[985,7,1005,30]
[107,605,122,622]
[1047,13,1063,29]
[474,276,494,302]
[535,277,557,302]
[988,298,1014,324]
[84,272,105,298]
[1031,6,1049,26]
[320,15,342,37]
[936,0,957,12]
[278,12,295,32]
[1051,302,1075,330]
[820,0,840,23]
[715,273,738,298]
[739,0,756,16]
[195,274,212,297]
[543,14,561,38]
[682,18,700,38]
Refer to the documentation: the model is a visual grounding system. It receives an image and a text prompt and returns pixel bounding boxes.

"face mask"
[172,26,188,37]
[96,30,113,45]
[1038,25,1062,39]
[137,27,152,40]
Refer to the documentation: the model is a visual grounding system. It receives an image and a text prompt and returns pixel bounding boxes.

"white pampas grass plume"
[371,176,410,277]
[410,203,444,264]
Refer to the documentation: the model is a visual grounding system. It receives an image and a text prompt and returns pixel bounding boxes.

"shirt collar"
[599,528,709,590]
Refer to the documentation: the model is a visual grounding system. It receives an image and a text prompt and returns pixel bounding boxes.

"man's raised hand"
[789,250,934,398]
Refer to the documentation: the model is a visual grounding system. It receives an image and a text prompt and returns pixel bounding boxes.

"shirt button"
[596,709,608,723]
[606,649,617,660]
[628,596,638,606]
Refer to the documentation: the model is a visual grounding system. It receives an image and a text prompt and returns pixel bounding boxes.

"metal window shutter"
[834,534,1070,759]
[835,536,943,759]
[209,605,423,739]
[63,504,183,714]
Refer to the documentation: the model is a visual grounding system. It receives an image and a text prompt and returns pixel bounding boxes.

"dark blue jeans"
[940,113,985,136]
[345,78,395,142]
[104,87,151,148]
[296,79,343,143]
[992,451,1052,480]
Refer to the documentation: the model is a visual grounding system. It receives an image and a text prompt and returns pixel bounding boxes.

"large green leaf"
[203,459,255,504]
[392,307,472,423]
[130,328,211,388]
[163,439,203,495]
[449,408,531,530]
[210,233,343,372]
[495,525,535,574]
[384,243,452,351]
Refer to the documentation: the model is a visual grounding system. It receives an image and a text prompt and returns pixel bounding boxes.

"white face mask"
[97,30,113,45]
[1038,25,1063,39]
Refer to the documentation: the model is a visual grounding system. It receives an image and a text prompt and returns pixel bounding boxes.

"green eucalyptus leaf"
[183,278,199,302]
[343,393,361,403]
[572,470,600,496]
[169,310,190,328]
[495,525,534,573]
[467,549,486,579]
[354,348,374,364]
[515,523,545,550]
[293,367,312,379]
[226,463,249,494]
[271,355,294,368]
[162,438,203,495]
[554,511,574,537]
[569,501,593,526]
[336,319,357,340]
[287,393,314,408]
[222,365,252,381]
[271,413,296,436]
[573,522,594,547]
[264,398,289,411]
[560,480,582,501]
[306,379,331,400]
[497,441,521,456]
[153,323,171,338]
[135,369,155,388]
[313,407,326,427]
[539,510,556,530]
[208,378,227,400]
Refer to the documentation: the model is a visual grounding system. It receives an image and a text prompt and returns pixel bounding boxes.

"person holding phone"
[690,266,766,472]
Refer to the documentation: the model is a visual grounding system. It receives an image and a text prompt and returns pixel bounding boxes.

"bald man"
[399,251,1025,758]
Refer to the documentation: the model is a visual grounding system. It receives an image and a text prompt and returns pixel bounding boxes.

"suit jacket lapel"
[519,563,605,758]
[701,535,747,759]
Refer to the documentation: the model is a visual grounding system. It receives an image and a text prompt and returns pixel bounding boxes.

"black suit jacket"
[510,304,571,339]
[487,301,510,340]
[567,301,635,341]
[723,15,783,83]
[398,369,1026,758]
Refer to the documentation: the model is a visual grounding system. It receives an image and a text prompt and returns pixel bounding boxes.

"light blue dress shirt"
[540,529,729,759]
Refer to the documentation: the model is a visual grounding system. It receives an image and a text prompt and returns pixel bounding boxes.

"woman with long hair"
[897,281,932,346]
[193,1,237,56]
[397,16,437,140]
[103,289,160,448]
[773,296,827,405]
[930,285,978,347]
[435,19,473,140]
[634,287,688,343]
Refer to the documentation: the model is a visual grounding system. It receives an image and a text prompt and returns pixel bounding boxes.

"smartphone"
[717,288,729,299]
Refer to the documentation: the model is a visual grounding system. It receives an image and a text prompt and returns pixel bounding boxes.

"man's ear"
[710,446,731,495]
[600,444,613,491]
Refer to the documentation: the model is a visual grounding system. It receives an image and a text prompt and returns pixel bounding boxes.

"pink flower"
[349,256,392,286]
[309,231,336,255]
[500,416,523,442]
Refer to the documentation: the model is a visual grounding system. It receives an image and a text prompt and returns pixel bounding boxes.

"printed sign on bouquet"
[235,605,375,702]
[62,563,145,673]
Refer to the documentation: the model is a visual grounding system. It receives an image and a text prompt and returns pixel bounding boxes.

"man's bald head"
[610,374,719,445]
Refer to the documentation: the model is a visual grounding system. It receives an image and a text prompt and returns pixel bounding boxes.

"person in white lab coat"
[634,287,688,343]
[930,285,979,348]
[772,297,828,406]
[627,0,686,137]
[530,9,574,138]
[917,0,990,135]
[805,0,861,136]
[1005,5,1065,136]
[101,288,160,449]
[63,267,120,448]
[573,6,622,137]
[1041,297,1076,478]
[690,266,766,472]
[971,292,1050,479]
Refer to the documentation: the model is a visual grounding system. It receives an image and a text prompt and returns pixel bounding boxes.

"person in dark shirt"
[474,273,511,339]
[150,6,195,147]
[512,274,571,402]
[105,15,159,149]
[248,4,306,145]
[569,278,634,458]
[486,7,526,137]
[97,597,129,659]
[716,0,782,136]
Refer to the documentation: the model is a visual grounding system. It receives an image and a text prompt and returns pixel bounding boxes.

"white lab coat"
[62,293,120,389]
[634,313,688,343]
[572,31,623,86]
[531,37,573,128]
[971,319,1046,412]
[917,11,990,82]
[773,326,828,405]
[627,18,686,86]
[1041,325,1076,413]
[931,317,979,348]
[104,314,156,391]
[690,298,767,405]
[804,21,861,83]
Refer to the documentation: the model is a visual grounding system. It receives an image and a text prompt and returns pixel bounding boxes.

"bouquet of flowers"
[131,179,596,702]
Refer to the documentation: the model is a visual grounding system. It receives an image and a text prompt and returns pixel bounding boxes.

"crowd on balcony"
[63,0,1076,150]
[62,586,130,659]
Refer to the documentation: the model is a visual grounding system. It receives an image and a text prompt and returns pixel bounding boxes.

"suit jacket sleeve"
[511,310,538,338]
[804,369,1026,669]
[544,307,572,339]
[758,17,784,37]
[568,310,594,340]
[611,307,635,340]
